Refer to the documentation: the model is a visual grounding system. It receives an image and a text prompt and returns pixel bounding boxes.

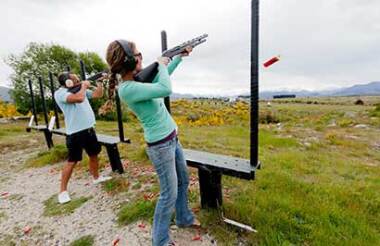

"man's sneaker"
[58,191,71,204]
[93,175,112,185]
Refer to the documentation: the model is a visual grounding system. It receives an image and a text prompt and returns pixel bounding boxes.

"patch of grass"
[26,144,68,168]
[7,194,24,201]
[337,118,355,127]
[0,234,16,246]
[12,96,376,245]
[188,189,199,204]
[69,235,95,246]
[117,199,156,225]
[43,195,92,217]
[0,211,7,222]
[101,176,129,195]
[180,124,250,158]
[198,209,240,243]
[131,182,142,190]
[369,103,380,117]
[259,129,299,149]
[0,123,25,139]
[0,176,10,184]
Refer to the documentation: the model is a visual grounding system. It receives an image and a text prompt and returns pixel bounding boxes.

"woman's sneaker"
[93,175,112,185]
[58,191,71,204]
[178,218,201,229]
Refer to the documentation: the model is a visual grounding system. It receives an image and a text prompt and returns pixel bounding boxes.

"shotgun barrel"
[134,34,208,82]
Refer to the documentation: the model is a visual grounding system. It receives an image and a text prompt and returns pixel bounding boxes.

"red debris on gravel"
[112,236,120,246]
[1,192,9,197]
[143,193,155,201]
[192,234,202,241]
[23,226,32,234]
[122,160,130,168]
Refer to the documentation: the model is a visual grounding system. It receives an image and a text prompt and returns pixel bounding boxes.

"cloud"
[1,0,379,95]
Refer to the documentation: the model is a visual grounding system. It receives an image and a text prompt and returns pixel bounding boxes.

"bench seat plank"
[183,149,255,180]
[97,134,121,145]
[29,125,48,131]
[50,128,128,145]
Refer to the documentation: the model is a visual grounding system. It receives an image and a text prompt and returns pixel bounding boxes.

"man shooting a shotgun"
[54,72,111,204]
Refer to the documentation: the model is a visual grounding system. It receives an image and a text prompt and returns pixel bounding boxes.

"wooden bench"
[184,148,259,208]
[48,117,130,173]
[26,115,54,149]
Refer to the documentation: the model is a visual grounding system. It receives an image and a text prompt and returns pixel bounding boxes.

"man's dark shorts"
[66,128,101,162]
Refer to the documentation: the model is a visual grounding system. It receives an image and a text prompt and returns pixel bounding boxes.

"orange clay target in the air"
[263,55,280,68]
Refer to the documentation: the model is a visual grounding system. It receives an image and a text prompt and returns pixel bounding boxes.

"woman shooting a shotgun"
[105,40,199,246]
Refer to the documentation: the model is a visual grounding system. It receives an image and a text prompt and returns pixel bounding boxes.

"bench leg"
[43,129,54,149]
[198,168,222,209]
[104,144,124,174]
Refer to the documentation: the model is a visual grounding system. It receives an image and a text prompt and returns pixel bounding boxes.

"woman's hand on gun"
[157,57,170,66]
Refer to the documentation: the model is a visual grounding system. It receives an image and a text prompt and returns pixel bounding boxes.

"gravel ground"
[0,141,217,246]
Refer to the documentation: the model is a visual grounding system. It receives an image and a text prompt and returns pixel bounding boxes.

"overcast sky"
[1,0,379,95]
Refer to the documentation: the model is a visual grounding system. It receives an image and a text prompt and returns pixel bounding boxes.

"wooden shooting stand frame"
[26,0,260,208]
[161,0,260,209]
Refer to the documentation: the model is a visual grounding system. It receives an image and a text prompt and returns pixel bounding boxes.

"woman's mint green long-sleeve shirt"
[118,56,182,143]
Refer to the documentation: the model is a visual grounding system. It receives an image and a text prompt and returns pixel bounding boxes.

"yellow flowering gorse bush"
[0,100,20,118]
[171,99,249,127]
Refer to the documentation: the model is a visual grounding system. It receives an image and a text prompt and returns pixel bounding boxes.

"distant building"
[273,94,296,99]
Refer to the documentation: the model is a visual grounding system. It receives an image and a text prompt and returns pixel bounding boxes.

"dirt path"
[0,139,216,245]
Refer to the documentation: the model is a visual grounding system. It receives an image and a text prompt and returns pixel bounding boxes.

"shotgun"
[134,34,208,82]
[67,70,108,93]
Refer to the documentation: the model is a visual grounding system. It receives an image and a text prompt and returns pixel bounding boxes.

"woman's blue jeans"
[146,137,194,246]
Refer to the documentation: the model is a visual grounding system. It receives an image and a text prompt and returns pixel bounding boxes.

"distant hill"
[170,82,380,100]
[171,92,196,99]
[332,81,380,96]
[0,86,12,102]
[2,81,379,102]
[259,81,380,99]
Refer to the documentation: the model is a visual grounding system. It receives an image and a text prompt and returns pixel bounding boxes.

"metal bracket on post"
[216,200,257,233]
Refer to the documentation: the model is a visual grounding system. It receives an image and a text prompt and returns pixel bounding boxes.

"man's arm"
[91,82,103,99]
[66,81,90,103]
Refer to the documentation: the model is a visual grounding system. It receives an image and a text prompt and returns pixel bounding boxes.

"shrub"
[0,100,20,118]
[259,110,280,124]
